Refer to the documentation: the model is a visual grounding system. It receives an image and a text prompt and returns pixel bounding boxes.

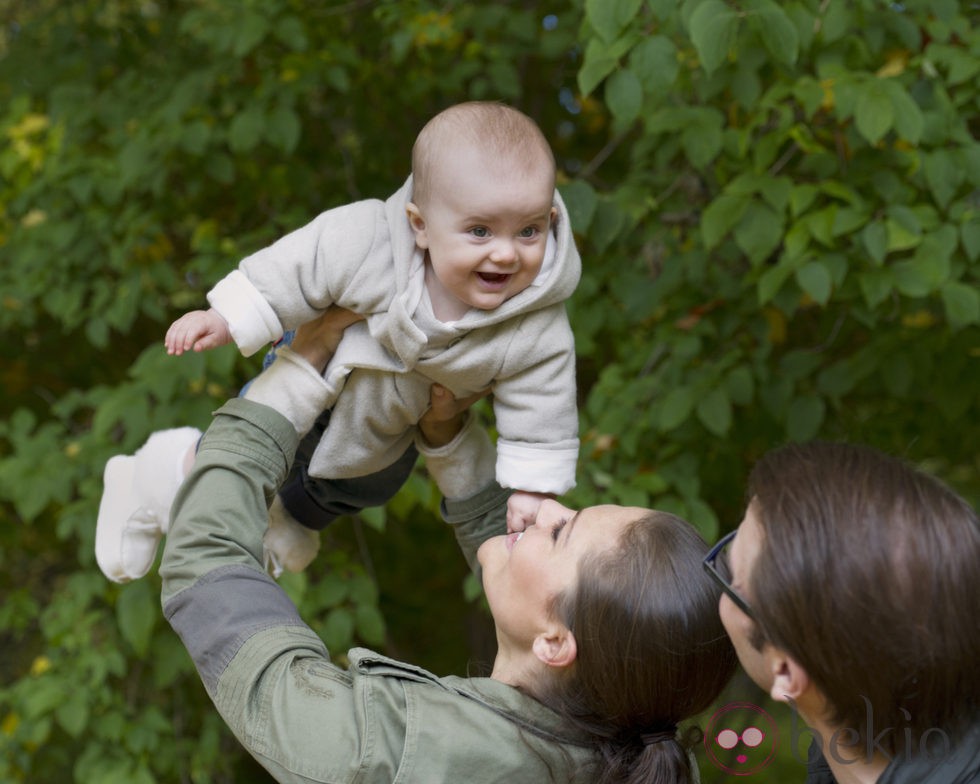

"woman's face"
[477,499,645,648]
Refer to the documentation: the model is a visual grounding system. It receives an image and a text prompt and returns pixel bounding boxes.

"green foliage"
[1,0,978,781]
[567,0,980,538]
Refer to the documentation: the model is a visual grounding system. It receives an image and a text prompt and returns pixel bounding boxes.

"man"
[705,441,980,783]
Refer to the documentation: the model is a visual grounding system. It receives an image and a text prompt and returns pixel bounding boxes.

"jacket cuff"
[242,347,330,436]
[207,270,283,357]
[416,412,496,500]
[496,439,578,494]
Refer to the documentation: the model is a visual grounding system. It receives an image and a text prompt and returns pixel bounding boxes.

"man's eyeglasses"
[703,530,755,620]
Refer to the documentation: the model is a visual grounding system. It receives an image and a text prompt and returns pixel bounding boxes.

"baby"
[97,101,580,582]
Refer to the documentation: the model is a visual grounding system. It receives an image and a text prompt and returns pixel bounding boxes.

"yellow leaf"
[901,310,935,328]
[876,51,908,79]
[22,209,47,228]
[763,307,787,345]
[820,78,835,111]
[30,656,51,676]
[1,712,19,735]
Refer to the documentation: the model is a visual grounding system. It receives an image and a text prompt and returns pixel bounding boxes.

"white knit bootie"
[263,495,321,578]
[95,427,202,583]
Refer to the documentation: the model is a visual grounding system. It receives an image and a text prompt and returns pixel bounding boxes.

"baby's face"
[407,145,556,320]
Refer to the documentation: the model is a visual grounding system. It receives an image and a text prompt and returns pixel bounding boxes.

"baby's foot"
[95,427,201,582]
[263,496,321,578]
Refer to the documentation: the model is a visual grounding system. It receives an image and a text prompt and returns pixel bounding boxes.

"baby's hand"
[165,309,232,355]
[506,491,553,533]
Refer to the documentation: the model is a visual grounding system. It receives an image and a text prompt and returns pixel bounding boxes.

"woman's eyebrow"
[562,512,580,547]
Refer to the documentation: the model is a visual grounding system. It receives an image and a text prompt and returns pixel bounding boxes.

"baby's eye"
[470,226,490,238]
[518,226,539,239]
[551,518,568,542]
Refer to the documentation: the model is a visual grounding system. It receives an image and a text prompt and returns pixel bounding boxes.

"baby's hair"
[411,101,555,206]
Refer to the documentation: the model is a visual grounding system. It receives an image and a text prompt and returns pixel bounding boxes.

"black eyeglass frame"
[703,530,756,620]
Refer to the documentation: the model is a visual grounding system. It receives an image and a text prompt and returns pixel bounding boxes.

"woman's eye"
[551,518,568,542]
[470,226,489,238]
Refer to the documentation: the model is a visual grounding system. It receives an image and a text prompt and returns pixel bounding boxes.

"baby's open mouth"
[477,272,510,283]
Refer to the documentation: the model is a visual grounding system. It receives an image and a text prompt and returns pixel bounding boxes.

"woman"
[159,309,737,783]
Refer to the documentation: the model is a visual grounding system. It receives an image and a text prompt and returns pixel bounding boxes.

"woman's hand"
[289,307,365,373]
[418,384,491,448]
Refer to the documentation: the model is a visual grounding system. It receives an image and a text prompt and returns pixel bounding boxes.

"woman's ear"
[532,627,577,669]
[406,203,428,248]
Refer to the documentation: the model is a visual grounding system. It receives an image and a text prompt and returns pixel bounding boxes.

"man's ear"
[767,646,810,704]
[532,627,577,669]
[406,203,428,248]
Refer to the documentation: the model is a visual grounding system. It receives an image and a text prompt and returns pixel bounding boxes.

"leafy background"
[1,0,977,781]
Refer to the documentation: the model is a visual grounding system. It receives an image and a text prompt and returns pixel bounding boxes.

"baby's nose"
[489,238,517,263]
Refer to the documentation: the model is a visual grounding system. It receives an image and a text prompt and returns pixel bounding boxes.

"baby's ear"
[406,203,428,248]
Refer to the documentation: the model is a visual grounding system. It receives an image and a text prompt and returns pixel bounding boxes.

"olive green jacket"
[160,392,599,783]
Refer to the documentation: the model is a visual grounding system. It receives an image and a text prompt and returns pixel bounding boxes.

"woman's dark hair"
[748,441,980,756]
[533,511,737,784]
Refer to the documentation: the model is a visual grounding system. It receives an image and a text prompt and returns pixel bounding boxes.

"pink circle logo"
[703,702,779,775]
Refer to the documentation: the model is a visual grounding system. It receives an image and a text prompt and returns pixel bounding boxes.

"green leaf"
[790,184,819,217]
[786,395,825,441]
[591,199,629,252]
[923,149,963,209]
[605,67,644,128]
[275,15,308,50]
[725,365,755,405]
[559,180,599,232]
[56,696,89,738]
[961,221,980,261]
[858,269,893,309]
[629,35,679,95]
[354,605,386,646]
[882,80,923,144]
[796,261,832,305]
[701,194,750,249]
[744,0,799,66]
[266,106,301,154]
[941,281,980,330]
[689,0,739,74]
[228,105,265,153]
[861,221,888,265]
[892,258,945,298]
[116,581,157,657]
[681,109,724,169]
[854,81,894,145]
[696,386,732,436]
[893,225,955,296]
[323,607,355,650]
[734,202,783,265]
[578,37,626,96]
[659,387,694,431]
[758,262,794,305]
[233,10,268,56]
[586,0,644,42]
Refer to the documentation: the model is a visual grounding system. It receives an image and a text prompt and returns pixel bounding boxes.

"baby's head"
[407,102,558,320]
